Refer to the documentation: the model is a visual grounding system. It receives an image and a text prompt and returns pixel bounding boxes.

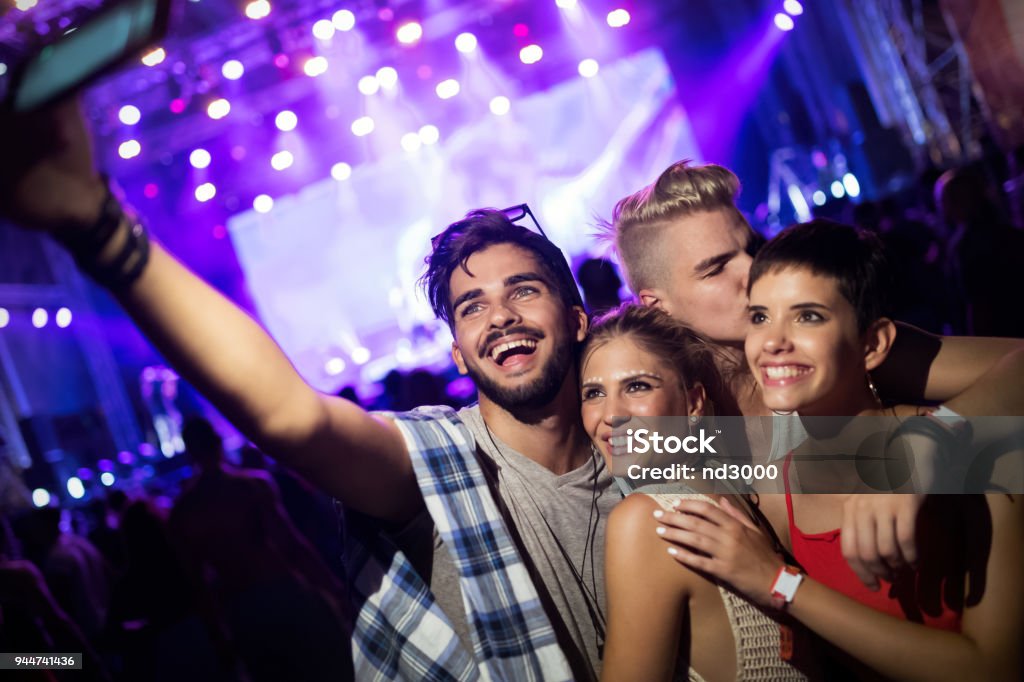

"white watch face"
[775,571,802,599]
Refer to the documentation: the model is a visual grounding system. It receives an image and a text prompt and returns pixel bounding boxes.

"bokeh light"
[418,124,440,145]
[396,21,423,45]
[66,477,85,500]
[303,56,329,77]
[55,307,72,328]
[435,79,460,99]
[489,95,511,116]
[195,182,217,202]
[774,13,795,31]
[244,0,271,20]
[358,75,380,95]
[141,47,166,66]
[312,18,335,40]
[31,308,47,328]
[331,162,352,181]
[207,98,231,119]
[118,104,141,125]
[270,150,294,170]
[578,58,599,78]
[221,59,244,80]
[455,32,478,54]
[332,9,355,31]
[189,148,211,169]
[784,0,804,16]
[376,66,398,89]
[275,110,298,131]
[32,489,51,508]
[253,194,274,213]
[351,116,375,136]
[606,9,630,28]
[401,132,422,152]
[519,45,543,65]
[118,139,141,159]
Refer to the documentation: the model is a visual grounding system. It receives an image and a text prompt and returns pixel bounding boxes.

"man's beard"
[465,340,574,413]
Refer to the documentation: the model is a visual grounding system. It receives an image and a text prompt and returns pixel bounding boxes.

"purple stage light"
[141,47,166,66]
[0,308,8,328]
[400,132,422,152]
[169,98,186,114]
[513,23,529,37]
[143,182,158,197]
[358,75,380,95]
[270,150,294,171]
[419,124,440,145]
[376,66,398,89]
[118,140,141,159]
[55,307,72,328]
[304,56,328,77]
[207,98,231,119]
[378,7,394,21]
[273,54,289,68]
[275,110,298,131]
[351,116,374,137]
[213,225,227,239]
[312,19,335,41]
[245,0,271,20]
[118,105,141,125]
[332,9,355,31]
[253,194,274,213]
[416,65,433,79]
[222,59,245,80]
[138,443,156,458]
[606,9,630,28]
[231,145,247,160]
[97,459,114,472]
[578,58,599,78]
[455,32,477,53]
[489,95,511,115]
[396,21,423,45]
[331,162,352,181]
[195,182,217,202]
[520,45,543,64]
[435,79,460,99]
[189,148,212,168]
[784,0,804,16]
[774,13,795,30]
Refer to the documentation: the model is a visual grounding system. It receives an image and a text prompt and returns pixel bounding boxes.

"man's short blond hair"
[606,160,751,293]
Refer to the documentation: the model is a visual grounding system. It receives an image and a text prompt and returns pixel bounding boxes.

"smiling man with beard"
[1,102,616,682]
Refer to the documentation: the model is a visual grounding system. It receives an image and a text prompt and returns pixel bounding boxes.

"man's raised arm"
[0,100,420,523]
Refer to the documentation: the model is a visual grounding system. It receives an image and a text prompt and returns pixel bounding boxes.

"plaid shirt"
[341,406,573,681]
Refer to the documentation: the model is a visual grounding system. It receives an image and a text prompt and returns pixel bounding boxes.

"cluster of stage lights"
[119,2,632,208]
[774,0,804,31]
[0,307,72,329]
[32,452,159,507]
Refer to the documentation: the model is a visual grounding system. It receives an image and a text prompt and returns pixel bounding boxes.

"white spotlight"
[100,472,115,487]
[489,96,511,116]
[351,347,371,365]
[303,56,329,77]
[332,9,355,31]
[351,116,375,136]
[331,162,352,181]
[830,180,845,199]
[118,140,141,159]
[401,132,422,152]
[32,489,51,508]
[222,59,245,80]
[784,0,804,16]
[189,148,211,169]
[418,124,440,145]
[396,21,423,45]
[358,75,380,95]
[312,18,336,40]
[55,307,72,328]
[244,0,271,20]
[325,357,346,375]
[207,98,231,119]
[435,79,460,99]
[376,66,398,89]
[31,308,47,328]
[275,110,298,131]
[253,194,274,213]
[66,477,85,500]
[812,190,827,206]
[578,58,599,78]
[141,47,166,66]
[118,105,141,125]
[606,9,631,27]
[0,308,8,328]
[842,173,861,198]
[455,32,477,53]
[270,150,294,171]
[195,182,217,202]
[519,45,543,64]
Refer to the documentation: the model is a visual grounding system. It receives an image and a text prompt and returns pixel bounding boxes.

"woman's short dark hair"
[748,219,892,333]
[421,209,584,327]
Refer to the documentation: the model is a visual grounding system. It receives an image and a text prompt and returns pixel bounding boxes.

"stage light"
[169,98,186,114]
[830,180,845,198]
[32,489,50,508]
[273,54,289,68]
[376,66,398,89]
[16,0,38,11]
[455,32,477,53]
[351,116,374,136]
[419,124,439,145]
[207,98,231,119]
[312,18,335,40]
[244,0,271,20]
[787,185,812,222]
[331,162,352,181]
[55,307,72,328]
[842,172,861,198]
[607,9,630,28]
[189,148,211,169]
[275,110,298,131]
[325,357,346,375]
[304,56,329,77]
[195,182,217,202]
[396,21,423,45]
[222,59,244,80]
[66,477,85,499]
[435,78,460,99]
[578,58,599,78]
[271,150,294,170]
[784,0,804,16]
[489,95,511,116]
[351,347,371,365]
[118,139,141,159]
[100,472,115,487]
[253,194,274,213]
[358,75,380,95]
[401,132,422,152]
[118,450,136,464]
[144,183,159,198]
[141,47,165,66]
[556,0,578,7]
[0,63,6,76]
[812,190,826,206]
[332,9,355,31]
[774,13,795,30]
[0,308,8,328]
[31,308,47,328]
[519,45,543,65]
[513,23,529,37]
[118,105,141,125]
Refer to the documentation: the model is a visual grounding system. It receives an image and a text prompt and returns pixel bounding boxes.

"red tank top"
[783,452,961,631]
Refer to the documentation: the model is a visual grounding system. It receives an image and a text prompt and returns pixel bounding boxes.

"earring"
[689,415,699,424]
[867,372,883,407]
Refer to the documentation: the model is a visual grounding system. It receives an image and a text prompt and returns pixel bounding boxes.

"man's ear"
[864,318,897,372]
[572,305,589,343]
[451,342,468,375]
[687,383,707,417]
[638,289,666,312]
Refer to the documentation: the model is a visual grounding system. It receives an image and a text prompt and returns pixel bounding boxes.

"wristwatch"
[770,565,804,609]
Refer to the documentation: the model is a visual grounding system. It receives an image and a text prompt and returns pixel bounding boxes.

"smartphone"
[4,0,172,114]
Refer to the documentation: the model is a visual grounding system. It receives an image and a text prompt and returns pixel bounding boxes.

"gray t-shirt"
[390,405,619,681]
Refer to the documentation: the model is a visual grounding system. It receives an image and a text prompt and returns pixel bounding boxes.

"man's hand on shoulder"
[840,493,924,589]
